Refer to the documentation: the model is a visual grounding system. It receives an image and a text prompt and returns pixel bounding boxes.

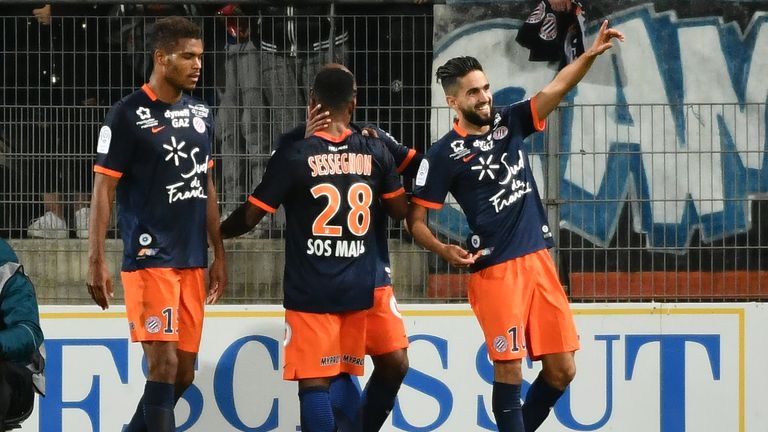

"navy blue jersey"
[94,85,214,271]
[252,129,405,312]
[412,99,554,272]
[273,124,421,288]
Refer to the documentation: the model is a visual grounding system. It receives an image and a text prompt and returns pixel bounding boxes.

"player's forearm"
[407,210,447,257]
[220,203,263,239]
[87,175,116,264]
[206,178,226,259]
[534,50,598,119]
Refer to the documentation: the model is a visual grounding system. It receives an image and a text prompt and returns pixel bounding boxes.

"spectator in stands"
[215,3,347,236]
[1,4,109,239]
[0,239,45,427]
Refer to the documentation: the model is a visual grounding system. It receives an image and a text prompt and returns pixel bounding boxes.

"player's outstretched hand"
[207,258,227,305]
[305,104,332,138]
[589,20,625,57]
[86,259,113,310]
[440,244,477,268]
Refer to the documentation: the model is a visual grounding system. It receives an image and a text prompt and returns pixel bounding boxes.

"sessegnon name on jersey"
[306,239,366,257]
[308,153,372,177]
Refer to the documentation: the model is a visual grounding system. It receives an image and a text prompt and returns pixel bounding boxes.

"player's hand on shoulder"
[440,244,477,268]
[305,104,332,138]
[361,127,379,138]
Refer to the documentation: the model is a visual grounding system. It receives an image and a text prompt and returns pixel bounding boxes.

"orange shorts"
[121,267,206,353]
[366,286,409,356]
[283,309,367,381]
[469,249,580,361]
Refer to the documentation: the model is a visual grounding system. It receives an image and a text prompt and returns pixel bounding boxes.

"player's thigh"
[284,310,366,380]
[366,286,409,357]
[122,268,182,344]
[468,261,530,362]
[525,250,580,360]
[176,268,206,353]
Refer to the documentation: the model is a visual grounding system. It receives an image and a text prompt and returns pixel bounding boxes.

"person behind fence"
[220,65,407,432]
[215,3,348,236]
[86,17,227,432]
[406,21,624,432]
[0,239,45,428]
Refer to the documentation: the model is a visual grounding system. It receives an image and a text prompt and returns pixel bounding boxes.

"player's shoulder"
[182,94,212,119]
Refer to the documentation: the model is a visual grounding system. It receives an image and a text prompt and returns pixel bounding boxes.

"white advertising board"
[17,303,768,431]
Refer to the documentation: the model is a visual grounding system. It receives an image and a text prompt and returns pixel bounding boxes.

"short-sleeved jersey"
[273,124,421,289]
[412,99,553,272]
[94,84,214,271]
[252,129,405,313]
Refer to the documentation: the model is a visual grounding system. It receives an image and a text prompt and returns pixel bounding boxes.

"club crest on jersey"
[193,117,206,133]
[493,336,509,352]
[145,316,162,334]
[449,140,471,160]
[493,126,508,141]
[135,107,159,129]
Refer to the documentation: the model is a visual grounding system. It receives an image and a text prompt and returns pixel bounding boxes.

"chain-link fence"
[2,6,766,304]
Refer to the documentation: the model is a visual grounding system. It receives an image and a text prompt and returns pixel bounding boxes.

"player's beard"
[460,103,493,128]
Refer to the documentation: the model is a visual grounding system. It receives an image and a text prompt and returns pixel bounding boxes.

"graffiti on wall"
[432,3,768,253]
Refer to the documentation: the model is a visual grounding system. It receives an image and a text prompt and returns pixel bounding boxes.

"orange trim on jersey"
[411,196,443,210]
[397,149,416,174]
[530,97,547,131]
[452,121,469,137]
[93,165,123,179]
[207,160,214,169]
[141,84,158,101]
[248,196,277,213]
[381,187,405,200]
[313,128,353,143]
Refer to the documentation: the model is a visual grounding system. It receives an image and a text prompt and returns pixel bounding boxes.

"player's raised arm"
[86,173,118,309]
[533,19,624,120]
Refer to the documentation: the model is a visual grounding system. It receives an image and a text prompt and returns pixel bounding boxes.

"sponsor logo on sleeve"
[97,126,112,154]
[415,159,429,186]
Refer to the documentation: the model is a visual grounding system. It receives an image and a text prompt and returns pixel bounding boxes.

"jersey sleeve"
[506,98,547,138]
[273,124,306,153]
[411,145,452,209]
[367,125,419,177]
[93,102,133,179]
[373,139,405,199]
[249,145,295,213]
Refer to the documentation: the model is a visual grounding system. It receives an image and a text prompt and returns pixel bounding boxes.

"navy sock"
[522,374,564,432]
[142,381,175,432]
[361,376,401,432]
[123,396,147,432]
[329,374,361,431]
[299,386,336,432]
[492,381,524,432]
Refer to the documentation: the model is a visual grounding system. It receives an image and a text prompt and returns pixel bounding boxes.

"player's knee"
[543,361,576,390]
[493,359,523,384]
[175,368,195,393]
[373,349,409,383]
[147,353,179,382]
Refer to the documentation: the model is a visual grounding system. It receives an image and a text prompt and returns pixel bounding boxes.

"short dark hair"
[312,67,356,113]
[436,56,484,95]
[149,16,202,52]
